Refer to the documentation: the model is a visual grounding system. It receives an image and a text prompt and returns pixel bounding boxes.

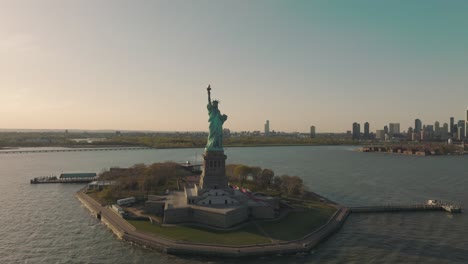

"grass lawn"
[127,220,271,246]
[259,203,337,241]
[127,202,337,245]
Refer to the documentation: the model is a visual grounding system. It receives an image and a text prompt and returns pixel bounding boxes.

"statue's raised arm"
[207,85,212,105]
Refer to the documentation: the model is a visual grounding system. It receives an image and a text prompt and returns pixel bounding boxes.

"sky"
[0,0,467,133]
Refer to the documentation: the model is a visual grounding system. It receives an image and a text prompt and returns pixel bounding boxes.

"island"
[75,85,349,257]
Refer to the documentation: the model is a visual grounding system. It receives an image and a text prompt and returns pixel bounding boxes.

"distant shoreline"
[0,143,359,152]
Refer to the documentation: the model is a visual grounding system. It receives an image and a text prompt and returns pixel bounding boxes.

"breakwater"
[75,190,349,257]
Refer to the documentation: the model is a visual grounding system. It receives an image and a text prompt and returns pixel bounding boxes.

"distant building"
[264,120,270,136]
[352,122,360,140]
[389,123,400,135]
[375,130,385,140]
[466,108,468,139]
[364,122,370,139]
[442,123,449,140]
[458,126,464,141]
[414,119,422,133]
[385,134,390,141]
[434,121,440,138]
[450,117,455,134]
[407,127,414,140]
[425,125,434,140]
[384,125,389,135]
[457,120,465,140]
[310,126,316,138]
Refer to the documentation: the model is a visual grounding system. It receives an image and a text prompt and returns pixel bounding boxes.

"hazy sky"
[1,0,467,133]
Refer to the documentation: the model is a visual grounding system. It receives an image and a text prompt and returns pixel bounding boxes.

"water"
[0,146,467,263]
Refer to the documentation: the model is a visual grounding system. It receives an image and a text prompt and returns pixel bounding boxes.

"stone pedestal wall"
[199,150,228,191]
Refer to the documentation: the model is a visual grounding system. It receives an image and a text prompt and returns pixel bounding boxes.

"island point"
[76,85,349,257]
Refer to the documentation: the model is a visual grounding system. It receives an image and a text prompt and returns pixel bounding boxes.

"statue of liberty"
[205,85,227,151]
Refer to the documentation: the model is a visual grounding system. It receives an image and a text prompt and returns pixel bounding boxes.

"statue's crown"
[212,99,219,104]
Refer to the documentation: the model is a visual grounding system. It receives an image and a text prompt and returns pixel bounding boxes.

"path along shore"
[75,190,349,257]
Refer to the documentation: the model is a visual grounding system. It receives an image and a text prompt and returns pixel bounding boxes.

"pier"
[30,173,97,184]
[350,203,462,214]
[0,147,152,154]
[30,177,97,184]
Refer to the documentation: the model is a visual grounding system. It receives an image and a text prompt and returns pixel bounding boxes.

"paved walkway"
[76,191,349,257]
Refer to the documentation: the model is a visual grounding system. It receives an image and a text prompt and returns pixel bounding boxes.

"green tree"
[234,165,251,187]
[258,168,274,188]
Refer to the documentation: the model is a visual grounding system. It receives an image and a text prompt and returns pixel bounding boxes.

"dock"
[30,172,97,184]
[30,177,97,184]
[350,202,462,214]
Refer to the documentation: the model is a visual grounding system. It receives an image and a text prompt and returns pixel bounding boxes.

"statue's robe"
[206,104,227,151]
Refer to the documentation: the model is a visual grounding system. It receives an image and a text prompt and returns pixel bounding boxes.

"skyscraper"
[426,125,434,140]
[384,125,388,135]
[434,121,440,137]
[310,126,316,138]
[415,119,422,133]
[364,122,370,139]
[352,122,360,140]
[264,120,270,136]
[389,123,400,135]
[450,117,455,134]
[458,126,464,141]
[457,120,465,140]
[407,127,414,140]
[442,123,449,140]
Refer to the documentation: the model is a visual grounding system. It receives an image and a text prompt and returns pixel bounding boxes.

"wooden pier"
[0,147,151,154]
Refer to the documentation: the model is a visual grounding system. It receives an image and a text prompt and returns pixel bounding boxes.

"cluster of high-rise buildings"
[259,108,468,142]
[352,122,372,140]
[352,122,403,140]
[352,108,468,142]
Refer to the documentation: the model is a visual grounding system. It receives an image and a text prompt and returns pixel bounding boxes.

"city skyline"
[1,1,467,132]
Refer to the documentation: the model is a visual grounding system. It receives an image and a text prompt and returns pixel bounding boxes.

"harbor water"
[0,146,467,263]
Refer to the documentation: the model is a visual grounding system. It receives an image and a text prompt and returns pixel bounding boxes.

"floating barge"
[30,173,97,184]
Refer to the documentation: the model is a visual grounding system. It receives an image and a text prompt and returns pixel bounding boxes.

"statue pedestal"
[199,151,228,191]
